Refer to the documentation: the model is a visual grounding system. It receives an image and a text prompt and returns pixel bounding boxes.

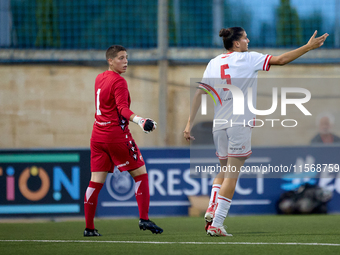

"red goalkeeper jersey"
[90,70,135,143]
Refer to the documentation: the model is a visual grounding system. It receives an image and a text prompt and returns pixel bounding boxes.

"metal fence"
[0,0,339,49]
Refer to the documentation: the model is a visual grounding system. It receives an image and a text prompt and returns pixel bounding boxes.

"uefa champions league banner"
[97,146,340,217]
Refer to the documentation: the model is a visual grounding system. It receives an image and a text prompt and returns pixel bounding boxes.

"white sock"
[212,195,232,227]
[208,184,221,207]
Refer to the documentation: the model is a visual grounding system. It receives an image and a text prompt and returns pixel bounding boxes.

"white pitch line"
[0,240,339,246]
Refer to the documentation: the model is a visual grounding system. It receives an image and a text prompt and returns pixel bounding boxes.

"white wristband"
[132,115,143,124]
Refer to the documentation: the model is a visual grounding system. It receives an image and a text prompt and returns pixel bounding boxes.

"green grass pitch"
[1,215,340,255]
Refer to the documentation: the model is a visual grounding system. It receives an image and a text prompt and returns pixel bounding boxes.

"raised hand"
[307,30,329,50]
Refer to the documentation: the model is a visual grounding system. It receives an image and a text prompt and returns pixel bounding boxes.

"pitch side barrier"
[0,149,91,217]
[96,146,340,217]
[0,146,339,217]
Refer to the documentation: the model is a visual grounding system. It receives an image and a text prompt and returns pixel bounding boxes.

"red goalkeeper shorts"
[90,139,145,172]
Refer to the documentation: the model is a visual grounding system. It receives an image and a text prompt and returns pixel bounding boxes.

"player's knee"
[90,172,107,183]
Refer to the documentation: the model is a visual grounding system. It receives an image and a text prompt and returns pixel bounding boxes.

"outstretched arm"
[183,89,206,141]
[270,31,329,66]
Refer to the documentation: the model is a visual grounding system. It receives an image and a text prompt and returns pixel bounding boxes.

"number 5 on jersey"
[221,64,231,91]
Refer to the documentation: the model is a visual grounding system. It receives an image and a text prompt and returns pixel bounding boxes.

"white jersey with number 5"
[200,51,272,131]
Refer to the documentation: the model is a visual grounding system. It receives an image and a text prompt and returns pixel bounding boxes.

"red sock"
[133,173,150,220]
[84,181,103,229]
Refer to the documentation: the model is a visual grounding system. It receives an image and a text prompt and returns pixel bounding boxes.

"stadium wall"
[1,63,340,148]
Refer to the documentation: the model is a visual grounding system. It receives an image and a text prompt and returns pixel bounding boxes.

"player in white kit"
[183,27,328,236]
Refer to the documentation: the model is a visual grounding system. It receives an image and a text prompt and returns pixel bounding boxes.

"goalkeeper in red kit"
[83,45,163,236]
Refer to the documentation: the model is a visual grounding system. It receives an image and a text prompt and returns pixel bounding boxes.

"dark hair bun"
[219,28,231,37]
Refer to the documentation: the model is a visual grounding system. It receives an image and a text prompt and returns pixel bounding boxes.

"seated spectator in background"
[311,113,340,144]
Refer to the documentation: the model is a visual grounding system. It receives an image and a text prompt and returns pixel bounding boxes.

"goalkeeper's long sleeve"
[113,79,134,120]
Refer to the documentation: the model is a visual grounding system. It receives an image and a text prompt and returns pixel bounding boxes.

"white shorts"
[213,126,252,159]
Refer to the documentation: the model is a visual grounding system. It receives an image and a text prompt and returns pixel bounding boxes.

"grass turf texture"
[1,215,340,255]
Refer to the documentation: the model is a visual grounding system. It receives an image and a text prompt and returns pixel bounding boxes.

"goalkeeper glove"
[132,116,157,134]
